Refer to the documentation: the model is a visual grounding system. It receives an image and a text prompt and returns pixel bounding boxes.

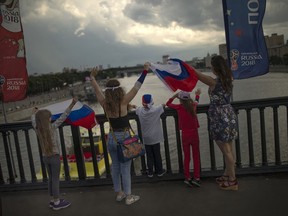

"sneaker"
[49,199,64,208]
[147,171,154,178]
[116,193,126,202]
[125,195,140,205]
[190,178,201,187]
[184,179,193,187]
[52,199,71,210]
[157,169,167,177]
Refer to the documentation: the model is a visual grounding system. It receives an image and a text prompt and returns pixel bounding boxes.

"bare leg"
[216,141,235,180]
[216,141,238,190]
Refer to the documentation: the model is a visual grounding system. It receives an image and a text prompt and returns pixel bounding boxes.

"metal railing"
[0,96,288,191]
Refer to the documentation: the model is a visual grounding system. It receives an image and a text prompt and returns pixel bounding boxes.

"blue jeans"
[107,131,132,195]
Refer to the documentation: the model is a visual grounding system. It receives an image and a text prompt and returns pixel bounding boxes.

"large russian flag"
[43,99,97,129]
[150,58,198,92]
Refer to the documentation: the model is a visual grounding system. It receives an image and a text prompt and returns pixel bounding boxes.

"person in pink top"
[166,89,201,187]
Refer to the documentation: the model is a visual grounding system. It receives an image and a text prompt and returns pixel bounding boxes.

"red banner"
[0,0,28,102]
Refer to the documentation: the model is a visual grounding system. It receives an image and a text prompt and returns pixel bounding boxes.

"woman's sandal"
[215,175,229,184]
[219,179,238,191]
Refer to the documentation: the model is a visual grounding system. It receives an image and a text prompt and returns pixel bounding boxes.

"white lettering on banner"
[240,54,263,67]
[6,79,26,91]
[241,60,255,66]
[2,8,20,23]
[241,54,263,60]
[247,0,259,24]
[0,5,21,32]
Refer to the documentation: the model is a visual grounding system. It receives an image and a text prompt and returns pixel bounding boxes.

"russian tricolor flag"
[43,99,97,129]
[150,58,198,92]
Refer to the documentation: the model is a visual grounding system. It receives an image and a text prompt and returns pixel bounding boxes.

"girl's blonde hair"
[35,110,54,156]
[104,79,125,115]
[180,99,196,116]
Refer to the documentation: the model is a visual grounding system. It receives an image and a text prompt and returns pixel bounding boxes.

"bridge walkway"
[1,173,287,216]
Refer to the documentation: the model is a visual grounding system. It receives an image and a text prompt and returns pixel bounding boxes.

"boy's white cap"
[178,91,191,100]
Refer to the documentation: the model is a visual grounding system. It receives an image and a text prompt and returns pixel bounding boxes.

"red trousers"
[182,129,200,180]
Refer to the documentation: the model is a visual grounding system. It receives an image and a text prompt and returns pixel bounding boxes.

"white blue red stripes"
[150,58,198,92]
[44,100,97,129]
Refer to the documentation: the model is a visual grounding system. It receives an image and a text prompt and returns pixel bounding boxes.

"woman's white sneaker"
[125,195,140,205]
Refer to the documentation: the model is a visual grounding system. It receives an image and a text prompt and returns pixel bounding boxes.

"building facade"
[265,33,288,58]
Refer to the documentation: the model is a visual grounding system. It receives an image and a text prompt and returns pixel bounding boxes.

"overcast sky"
[19,0,288,75]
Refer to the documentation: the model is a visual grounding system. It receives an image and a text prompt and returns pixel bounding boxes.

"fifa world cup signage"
[222,0,269,79]
[0,0,28,102]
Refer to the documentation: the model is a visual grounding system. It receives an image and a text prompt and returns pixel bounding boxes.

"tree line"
[27,68,121,95]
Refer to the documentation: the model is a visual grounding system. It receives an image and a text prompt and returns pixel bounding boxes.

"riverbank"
[0,89,71,123]
[1,69,288,123]
[0,80,96,123]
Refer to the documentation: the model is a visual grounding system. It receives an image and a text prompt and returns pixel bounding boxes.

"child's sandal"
[219,179,238,191]
[215,175,229,184]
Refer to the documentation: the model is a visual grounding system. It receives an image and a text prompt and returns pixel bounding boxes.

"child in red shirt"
[166,89,201,187]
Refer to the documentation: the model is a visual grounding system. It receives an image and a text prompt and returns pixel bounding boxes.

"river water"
[1,72,288,180]
[89,72,288,171]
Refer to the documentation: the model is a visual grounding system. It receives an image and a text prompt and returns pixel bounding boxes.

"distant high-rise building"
[205,53,212,68]
[218,33,288,60]
[265,33,284,48]
[205,53,217,68]
[265,33,288,58]
[162,55,169,64]
[219,44,227,60]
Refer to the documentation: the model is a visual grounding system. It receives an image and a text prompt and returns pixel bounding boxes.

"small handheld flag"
[43,100,97,129]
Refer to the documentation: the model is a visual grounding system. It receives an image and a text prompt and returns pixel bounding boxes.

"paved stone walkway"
[1,173,288,216]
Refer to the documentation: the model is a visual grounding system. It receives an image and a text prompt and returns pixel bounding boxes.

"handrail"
[1,96,288,191]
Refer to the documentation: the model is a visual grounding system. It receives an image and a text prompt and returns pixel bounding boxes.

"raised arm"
[166,93,179,109]
[195,69,216,87]
[122,62,149,104]
[194,88,201,105]
[90,67,105,107]
[53,97,78,128]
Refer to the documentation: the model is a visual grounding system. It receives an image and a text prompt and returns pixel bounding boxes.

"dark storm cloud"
[124,0,225,30]
[124,0,288,33]
[15,0,288,74]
